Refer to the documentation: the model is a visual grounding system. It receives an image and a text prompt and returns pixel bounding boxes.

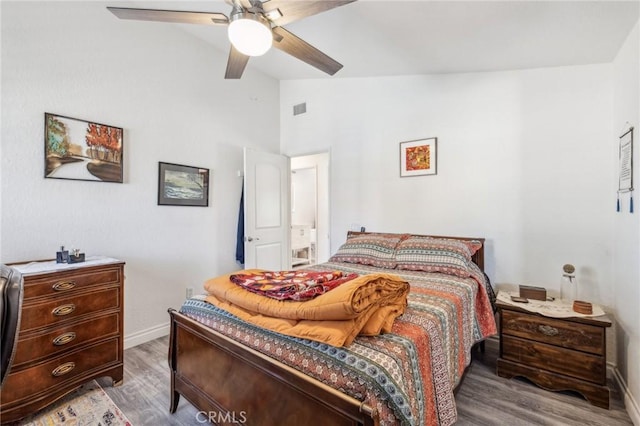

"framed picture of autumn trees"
[158,162,210,207]
[44,113,123,183]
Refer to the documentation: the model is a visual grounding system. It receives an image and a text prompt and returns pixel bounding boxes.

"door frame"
[290,151,330,264]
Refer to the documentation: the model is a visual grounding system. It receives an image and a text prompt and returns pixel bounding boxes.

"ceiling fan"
[107,0,356,79]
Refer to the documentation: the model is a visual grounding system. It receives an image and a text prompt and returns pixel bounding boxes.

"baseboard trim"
[124,322,170,350]
[611,364,640,425]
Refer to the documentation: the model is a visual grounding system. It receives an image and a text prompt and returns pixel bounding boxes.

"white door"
[243,148,290,270]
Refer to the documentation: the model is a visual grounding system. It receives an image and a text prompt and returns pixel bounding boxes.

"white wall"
[1,1,280,346]
[281,66,613,301]
[291,168,316,227]
[612,21,640,425]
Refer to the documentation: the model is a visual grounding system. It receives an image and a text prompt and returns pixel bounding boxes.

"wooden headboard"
[345,231,485,271]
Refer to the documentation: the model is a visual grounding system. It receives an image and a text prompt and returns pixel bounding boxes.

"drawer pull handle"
[52,362,75,377]
[52,304,76,317]
[52,281,76,291]
[52,332,77,346]
[538,325,559,336]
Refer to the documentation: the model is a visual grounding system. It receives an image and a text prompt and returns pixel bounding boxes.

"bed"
[168,232,497,425]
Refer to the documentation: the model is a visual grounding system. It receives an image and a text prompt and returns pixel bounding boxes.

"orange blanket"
[204,269,409,347]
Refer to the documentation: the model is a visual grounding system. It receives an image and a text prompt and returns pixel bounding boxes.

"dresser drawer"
[20,287,120,332]
[501,335,605,384]
[12,313,120,368]
[0,338,120,403]
[501,309,604,355]
[23,266,122,300]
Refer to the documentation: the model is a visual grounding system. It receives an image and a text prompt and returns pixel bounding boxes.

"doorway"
[290,152,330,267]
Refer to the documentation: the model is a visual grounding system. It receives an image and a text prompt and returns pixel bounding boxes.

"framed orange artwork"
[44,113,123,183]
[400,137,437,177]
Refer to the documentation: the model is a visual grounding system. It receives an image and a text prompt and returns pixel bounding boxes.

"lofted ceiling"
[115,1,639,80]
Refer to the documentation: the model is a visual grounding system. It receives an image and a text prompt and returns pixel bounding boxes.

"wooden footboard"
[168,309,378,426]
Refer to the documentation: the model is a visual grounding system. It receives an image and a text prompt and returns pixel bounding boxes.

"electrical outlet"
[186,287,194,298]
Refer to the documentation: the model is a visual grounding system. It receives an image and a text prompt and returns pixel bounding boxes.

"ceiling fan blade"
[271,26,343,76]
[107,7,229,25]
[225,45,251,79]
[225,0,256,10]
[238,0,254,10]
[262,1,356,26]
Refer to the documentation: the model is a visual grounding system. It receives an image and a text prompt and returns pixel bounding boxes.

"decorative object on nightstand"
[573,300,593,315]
[560,263,577,302]
[496,297,611,409]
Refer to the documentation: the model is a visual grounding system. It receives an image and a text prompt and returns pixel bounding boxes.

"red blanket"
[229,270,358,301]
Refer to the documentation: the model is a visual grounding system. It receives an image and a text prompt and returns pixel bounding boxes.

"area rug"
[17,380,131,426]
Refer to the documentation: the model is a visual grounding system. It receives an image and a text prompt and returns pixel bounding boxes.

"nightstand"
[496,299,611,409]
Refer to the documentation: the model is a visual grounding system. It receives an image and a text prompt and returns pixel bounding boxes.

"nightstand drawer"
[502,309,604,355]
[502,335,606,384]
[23,267,122,300]
[20,287,120,332]
[12,313,120,367]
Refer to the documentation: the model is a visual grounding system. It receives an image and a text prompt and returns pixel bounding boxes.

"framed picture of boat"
[158,162,210,207]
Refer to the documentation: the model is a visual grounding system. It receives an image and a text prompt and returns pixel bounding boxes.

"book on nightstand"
[519,285,547,301]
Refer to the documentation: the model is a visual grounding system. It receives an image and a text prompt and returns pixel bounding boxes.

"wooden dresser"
[0,257,125,423]
[496,300,611,409]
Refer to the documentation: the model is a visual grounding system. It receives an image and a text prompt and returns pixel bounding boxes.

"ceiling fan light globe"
[228,13,273,57]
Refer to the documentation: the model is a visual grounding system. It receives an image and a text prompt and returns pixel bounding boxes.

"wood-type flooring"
[101,336,634,425]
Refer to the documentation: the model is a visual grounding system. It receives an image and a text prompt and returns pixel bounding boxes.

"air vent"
[293,103,307,116]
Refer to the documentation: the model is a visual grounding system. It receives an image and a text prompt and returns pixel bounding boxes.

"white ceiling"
[117,1,639,80]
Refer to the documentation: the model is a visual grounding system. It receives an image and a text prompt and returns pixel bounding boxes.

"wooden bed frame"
[168,233,485,425]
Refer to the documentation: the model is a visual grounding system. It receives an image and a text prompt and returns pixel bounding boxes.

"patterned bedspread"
[180,261,497,426]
